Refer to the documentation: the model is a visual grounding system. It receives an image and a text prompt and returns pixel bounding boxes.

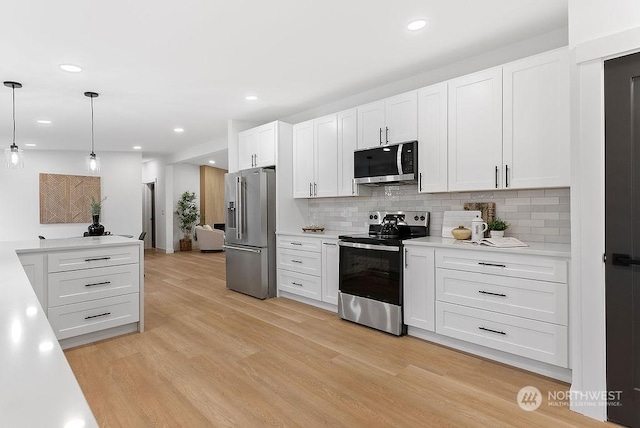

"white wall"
[0,150,142,241]
[172,163,200,251]
[569,0,640,46]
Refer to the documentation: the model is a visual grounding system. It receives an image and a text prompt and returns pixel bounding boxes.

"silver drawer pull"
[85,257,111,262]
[291,260,303,264]
[85,312,111,320]
[478,262,506,268]
[290,242,302,246]
[323,243,337,246]
[479,326,506,335]
[85,281,111,288]
[291,282,303,287]
[478,290,506,297]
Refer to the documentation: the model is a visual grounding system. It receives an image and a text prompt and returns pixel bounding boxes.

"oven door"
[338,241,402,305]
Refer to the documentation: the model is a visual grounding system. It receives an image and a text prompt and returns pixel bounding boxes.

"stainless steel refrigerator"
[224,167,276,299]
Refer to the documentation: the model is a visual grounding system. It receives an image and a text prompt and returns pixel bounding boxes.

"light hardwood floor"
[65,250,609,427]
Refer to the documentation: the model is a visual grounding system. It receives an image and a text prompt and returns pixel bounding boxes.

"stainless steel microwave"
[353,141,418,185]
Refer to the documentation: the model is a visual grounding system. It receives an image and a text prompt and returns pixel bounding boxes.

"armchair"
[194,225,225,252]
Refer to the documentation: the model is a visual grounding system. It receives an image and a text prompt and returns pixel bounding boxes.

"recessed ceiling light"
[208,160,216,164]
[25,143,36,147]
[407,19,427,31]
[133,146,142,150]
[37,120,52,124]
[174,128,184,133]
[245,95,258,101]
[59,64,82,73]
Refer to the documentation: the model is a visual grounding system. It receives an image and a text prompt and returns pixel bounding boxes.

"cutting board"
[442,210,481,238]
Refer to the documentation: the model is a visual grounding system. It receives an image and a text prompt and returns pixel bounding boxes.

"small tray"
[302,226,325,233]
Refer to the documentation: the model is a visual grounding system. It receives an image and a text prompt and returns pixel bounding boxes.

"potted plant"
[176,191,200,251]
[88,196,107,236]
[487,218,509,238]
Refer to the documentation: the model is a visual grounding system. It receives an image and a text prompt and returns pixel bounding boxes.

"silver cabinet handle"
[292,282,303,287]
[314,182,317,196]
[309,182,312,197]
[379,128,383,145]
[290,242,302,246]
[479,326,506,335]
[85,257,111,262]
[478,262,506,268]
[322,242,337,246]
[385,126,389,144]
[291,260,303,264]
[352,178,355,195]
[405,248,408,267]
[479,290,507,297]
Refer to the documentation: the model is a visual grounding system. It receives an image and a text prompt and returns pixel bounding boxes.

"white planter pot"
[490,230,505,238]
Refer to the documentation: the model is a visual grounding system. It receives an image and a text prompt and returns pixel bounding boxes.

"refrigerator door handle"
[223,245,261,254]
[236,176,242,240]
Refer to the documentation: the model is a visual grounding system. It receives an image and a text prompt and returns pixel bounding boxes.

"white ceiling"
[0,0,567,164]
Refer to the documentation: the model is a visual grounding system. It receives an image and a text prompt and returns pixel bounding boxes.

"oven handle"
[338,241,400,252]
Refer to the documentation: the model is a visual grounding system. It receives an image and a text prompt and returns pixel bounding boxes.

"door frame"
[142,178,157,249]
[572,26,640,421]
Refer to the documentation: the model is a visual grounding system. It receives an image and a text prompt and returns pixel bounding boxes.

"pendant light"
[4,81,24,169]
[84,91,100,174]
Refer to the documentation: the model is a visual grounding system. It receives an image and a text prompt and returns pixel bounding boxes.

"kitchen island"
[0,236,144,427]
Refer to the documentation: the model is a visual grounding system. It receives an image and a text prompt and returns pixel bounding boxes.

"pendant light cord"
[90,95,95,155]
[11,85,16,147]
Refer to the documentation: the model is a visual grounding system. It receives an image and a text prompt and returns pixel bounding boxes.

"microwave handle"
[397,143,404,174]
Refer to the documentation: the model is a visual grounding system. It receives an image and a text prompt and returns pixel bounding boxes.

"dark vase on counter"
[88,214,105,236]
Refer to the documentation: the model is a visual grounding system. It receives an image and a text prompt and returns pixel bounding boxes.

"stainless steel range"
[338,211,430,336]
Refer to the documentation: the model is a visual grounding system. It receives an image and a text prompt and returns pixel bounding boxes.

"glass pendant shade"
[5,144,23,168]
[86,152,100,174]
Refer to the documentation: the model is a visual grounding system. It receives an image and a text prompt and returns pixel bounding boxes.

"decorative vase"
[490,230,505,238]
[451,226,472,240]
[88,214,105,236]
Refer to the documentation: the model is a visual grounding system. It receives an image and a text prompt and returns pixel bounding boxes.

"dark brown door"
[605,52,640,427]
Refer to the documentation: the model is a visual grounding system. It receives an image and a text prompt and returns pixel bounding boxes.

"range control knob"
[369,215,374,220]
[420,215,426,221]
[414,215,419,221]
[374,215,378,220]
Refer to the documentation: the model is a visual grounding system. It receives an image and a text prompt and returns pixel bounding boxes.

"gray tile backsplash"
[308,186,570,244]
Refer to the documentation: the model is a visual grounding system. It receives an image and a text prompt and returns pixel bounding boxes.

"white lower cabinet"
[404,243,569,370]
[321,239,339,305]
[403,246,435,331]
[277,234,338,308]
[18,243,143,346]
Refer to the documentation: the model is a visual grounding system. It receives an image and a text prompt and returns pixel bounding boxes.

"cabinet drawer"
[277,236,321,253]
[436,248,567,283]
[49,264,140,307]
[436,268,567,325]
[435,301,568,367]
[48,293,140,340]
[277,247,321,276]
[277,269,321,301]
[48,245,140,273]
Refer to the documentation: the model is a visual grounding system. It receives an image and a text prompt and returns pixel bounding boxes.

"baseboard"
[59,323,140,350]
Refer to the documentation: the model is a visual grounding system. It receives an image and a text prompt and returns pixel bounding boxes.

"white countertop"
[404,236,571,258]
[0,236,139,427]
[276,230,353,240]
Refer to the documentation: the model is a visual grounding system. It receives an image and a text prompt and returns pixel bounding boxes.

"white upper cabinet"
[313,114,339,197]
[448,67,503,191]
[357,91,417,149]
[238,122,277,170]
[337,108,358,196]
[292,115,338,198]
[292,120,314,198]
[502,48,570,189]
[417,82,448,193]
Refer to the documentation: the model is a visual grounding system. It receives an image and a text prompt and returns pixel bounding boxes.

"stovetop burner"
[339,211,430,246]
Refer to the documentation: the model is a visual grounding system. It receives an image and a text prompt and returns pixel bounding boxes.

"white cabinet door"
[357,100,385,149]
[18,253,46,309]
[321,239,339,305]
[238,130,257,170]
[385,90,418,144]
[337,108,357,196]
[256,122,276,168]
[292,121,314,198]
[417,83,448,193]
[448,67,503,191]
[314,114,338,197]
[503,48,570,189]
[403,246,435,332]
